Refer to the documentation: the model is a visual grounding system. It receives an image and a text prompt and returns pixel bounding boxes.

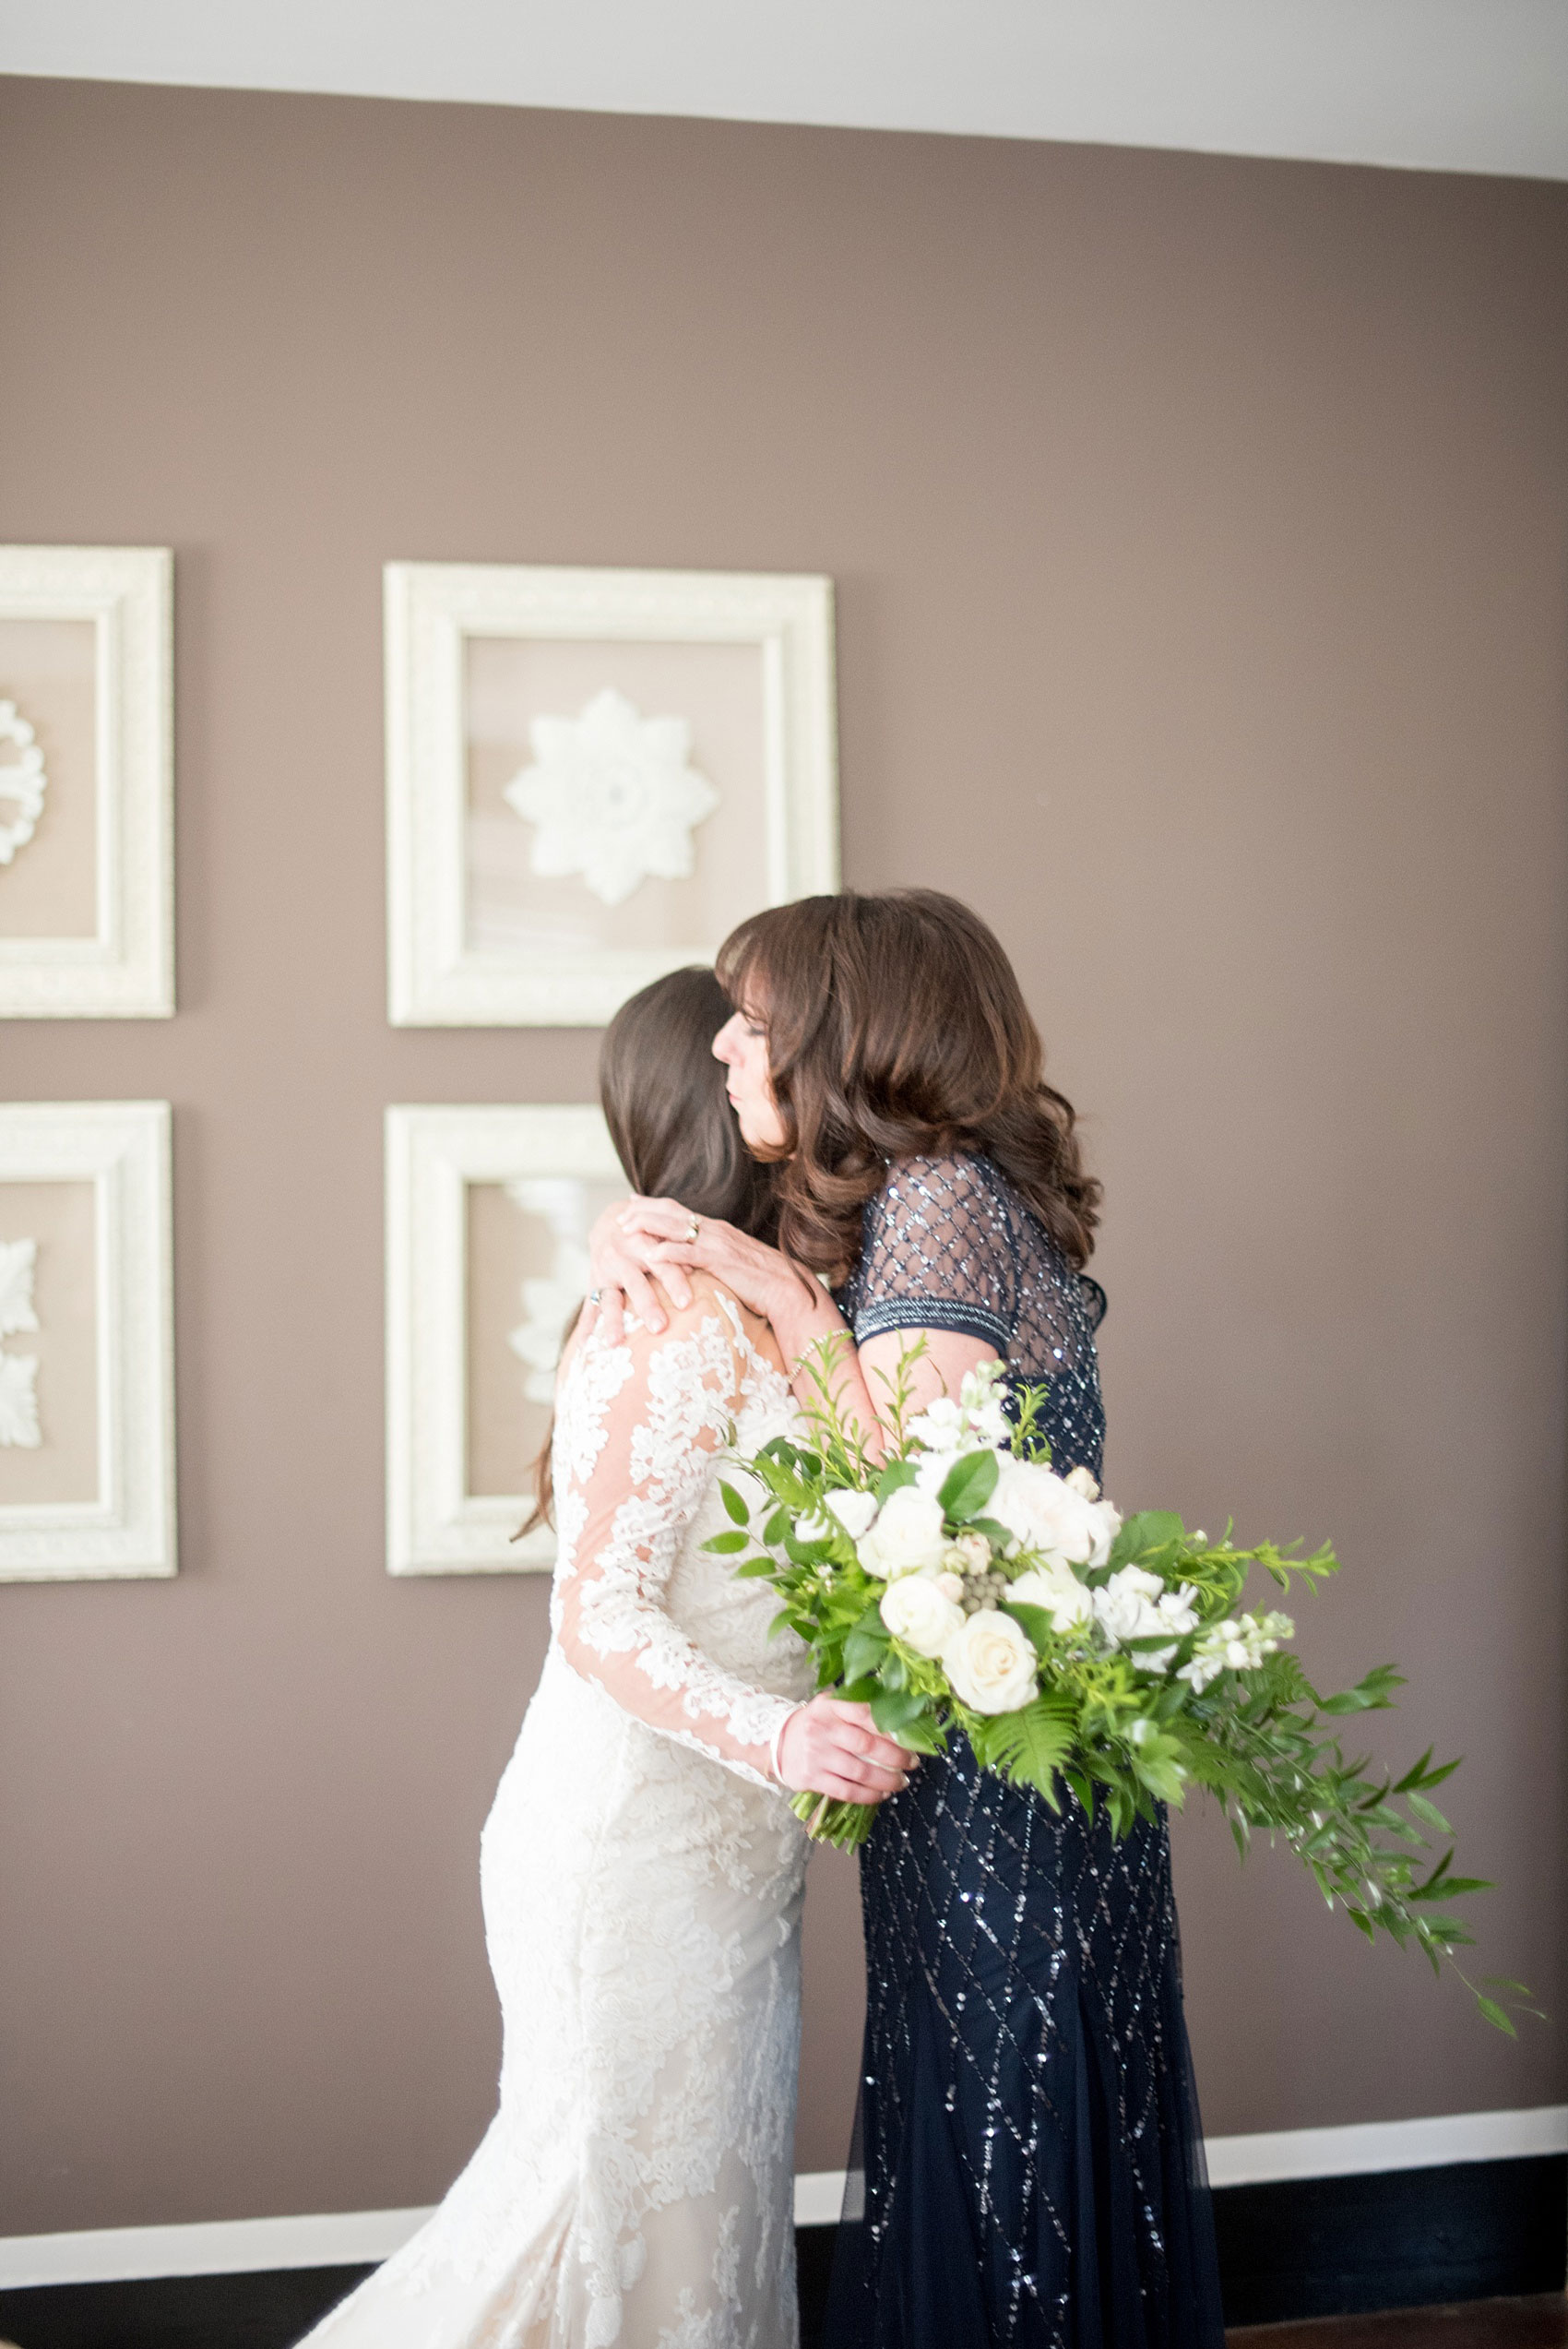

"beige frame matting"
[0,1102,175,1580]
[0,546,173,1018]
[386,1104,626,1573]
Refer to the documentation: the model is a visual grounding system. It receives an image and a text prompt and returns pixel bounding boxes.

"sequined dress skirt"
[823,1736,1224,2349]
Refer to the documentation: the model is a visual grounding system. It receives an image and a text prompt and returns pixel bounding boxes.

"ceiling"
[2,0,1565,181]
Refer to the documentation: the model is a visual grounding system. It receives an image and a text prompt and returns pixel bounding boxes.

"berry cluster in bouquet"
[707,1349,1528,2031]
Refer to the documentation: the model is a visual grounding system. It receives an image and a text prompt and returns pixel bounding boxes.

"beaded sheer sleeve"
[550,1277,800,1789]
[837,1151,1108,1476]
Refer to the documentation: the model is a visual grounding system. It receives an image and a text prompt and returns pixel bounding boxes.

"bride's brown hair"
[521,966,777,1534]
[715,889,1100,1282]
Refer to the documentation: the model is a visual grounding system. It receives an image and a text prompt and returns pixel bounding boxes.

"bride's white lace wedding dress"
[303,1278,814,2349]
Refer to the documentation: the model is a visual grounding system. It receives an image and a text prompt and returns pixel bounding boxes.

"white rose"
[942,1608,1039,1714]
[932,1571,967,1603]
[991,1459,1122,1570]
[1092,1564,1165,1646]
[859,1484,949,1580]
[1009,1562,1094,1634]
[826,1488,879,1542]
[880,1573,966,1659]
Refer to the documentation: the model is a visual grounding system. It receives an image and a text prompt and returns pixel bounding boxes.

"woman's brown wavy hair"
[520,965,777,1535]
[715,890,1100,1282]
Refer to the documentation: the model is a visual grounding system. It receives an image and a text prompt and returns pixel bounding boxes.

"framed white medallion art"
[0,546,174,1019]
[0,1103,176,1581]
[386,1104,629,1575]
[385,563,838,1027]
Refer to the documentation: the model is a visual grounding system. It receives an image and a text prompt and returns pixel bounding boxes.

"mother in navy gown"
[598,888,1226,2349]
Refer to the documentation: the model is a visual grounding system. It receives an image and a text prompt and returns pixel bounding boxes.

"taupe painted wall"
[1,77,1563,2236]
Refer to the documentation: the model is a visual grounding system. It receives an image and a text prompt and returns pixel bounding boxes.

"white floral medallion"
[503,686,720,908]
[505,1176,593,1404]
[0,699,48,866]
[0,1236,41,1448]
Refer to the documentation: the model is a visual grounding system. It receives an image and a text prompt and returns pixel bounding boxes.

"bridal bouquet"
[707,1351,1525,2030]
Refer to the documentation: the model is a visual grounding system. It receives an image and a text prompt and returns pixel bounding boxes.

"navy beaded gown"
[823,1153,1224,2349]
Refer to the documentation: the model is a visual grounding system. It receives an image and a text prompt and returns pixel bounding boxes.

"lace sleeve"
[549,1289,798,1791]
[849,1153,1016,1354]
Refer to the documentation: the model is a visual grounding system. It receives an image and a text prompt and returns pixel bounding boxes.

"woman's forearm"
[769,1280,887,1464]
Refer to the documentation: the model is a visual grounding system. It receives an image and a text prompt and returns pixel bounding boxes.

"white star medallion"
[503,686,721,909]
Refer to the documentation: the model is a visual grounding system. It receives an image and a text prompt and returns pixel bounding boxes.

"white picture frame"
[386,1104,626,1575]
[385,562,837,1026]
[0,1102,176,1581]
[0,546,174,1018]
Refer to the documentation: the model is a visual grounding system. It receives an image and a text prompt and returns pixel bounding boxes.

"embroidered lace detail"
[556,1288,804,1786]
[303,1276,813,2349]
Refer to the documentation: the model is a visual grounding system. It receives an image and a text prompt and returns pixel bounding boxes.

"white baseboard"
[1203,2104,1568,2188]
[2,2106,1562,2291]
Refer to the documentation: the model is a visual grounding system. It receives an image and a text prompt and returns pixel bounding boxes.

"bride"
[301,967,915,2349]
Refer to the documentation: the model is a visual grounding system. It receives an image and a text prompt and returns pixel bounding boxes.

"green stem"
[790,1791,876,1848]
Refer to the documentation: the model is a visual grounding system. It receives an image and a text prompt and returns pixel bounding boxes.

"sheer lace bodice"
[302,1279,814,2349]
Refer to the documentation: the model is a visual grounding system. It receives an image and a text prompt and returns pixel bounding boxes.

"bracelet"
[770,1703,802,1784]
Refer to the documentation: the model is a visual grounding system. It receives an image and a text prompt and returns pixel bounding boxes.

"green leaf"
[968,1517,1014,1551]
[878,1648,909,1692]
[763,1505,791,1546]
[1108,1510,1183,1568]
[1002,1600,1058,1658]
[1406,1791,1452,1834]
[702,1529,750,1555]
[734,1557,777,1579]
[876,1461,919,1502]
[974,1696,1074,1798]
[1476,1996,1517,2037]
[842,1617,890,1686]
[870,1687,930,1736]
[938,1449,1000,1523]
[719,1480,751,1526]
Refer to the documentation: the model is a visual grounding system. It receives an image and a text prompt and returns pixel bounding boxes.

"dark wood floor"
[1229,2298,1568,2347]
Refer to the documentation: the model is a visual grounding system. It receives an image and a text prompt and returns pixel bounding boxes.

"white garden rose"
[858,1484,948,1580]
[942,1608,1039,1714]
[826,1488,880,1542]
[1008,1562,1094,1634]
[990,1459,1122,1570]
[933,1571,967,1603]
[880,1572,966,1659]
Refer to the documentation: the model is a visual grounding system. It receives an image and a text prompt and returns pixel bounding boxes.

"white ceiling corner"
[0,0,1565,181]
